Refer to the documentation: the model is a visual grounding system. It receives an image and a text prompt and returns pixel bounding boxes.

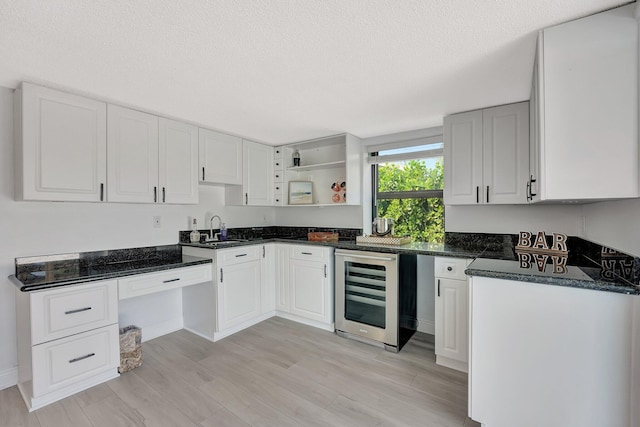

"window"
[369,134,444,243]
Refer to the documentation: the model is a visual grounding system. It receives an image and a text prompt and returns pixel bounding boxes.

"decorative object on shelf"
[289,181,313,205]
[356,235,411,246]
[292,149,300,167]
[515,231,568,274]
[331,179,346,203]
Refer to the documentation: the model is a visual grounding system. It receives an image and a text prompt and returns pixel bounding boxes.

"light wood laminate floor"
[0,318,480,427]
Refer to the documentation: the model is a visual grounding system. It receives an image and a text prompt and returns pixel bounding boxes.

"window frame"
[369,135,444,233]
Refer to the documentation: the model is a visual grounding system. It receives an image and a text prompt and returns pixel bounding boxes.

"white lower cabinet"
[217,247,261,331]
[434,257,471,372]
[277,244,334,331]
[15,280,120,411]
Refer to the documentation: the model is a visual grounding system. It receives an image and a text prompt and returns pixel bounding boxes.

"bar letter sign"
[516,231,569,274]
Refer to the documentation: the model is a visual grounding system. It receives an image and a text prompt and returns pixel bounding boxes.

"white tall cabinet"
[444,102,529,205]
[434,257,471,373]
[528,3,639,202]
[14,83,107,202]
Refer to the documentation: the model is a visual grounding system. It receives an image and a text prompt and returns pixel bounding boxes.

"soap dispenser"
[190,219,201,243]
[219,223,228,241]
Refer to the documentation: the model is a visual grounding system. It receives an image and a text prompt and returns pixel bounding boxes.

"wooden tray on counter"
[308,232,339,242]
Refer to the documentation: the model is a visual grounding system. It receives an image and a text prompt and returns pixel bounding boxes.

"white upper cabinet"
[107,105,198,204]
[199,128,242,185]
[14,83,107,202]
[159,118,198,204]
[444,102,529,205]
[107,105,159,203]
[529,4,638,202]
[226,139,274,206]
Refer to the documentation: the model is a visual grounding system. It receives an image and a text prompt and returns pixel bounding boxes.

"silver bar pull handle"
[339,253,394,262]
[220,268,223,283]
[262,246,265,258]
[154,186,157,203]
[163,278,180,283]
[202,167,205,181]
[65,307,92,315]
[69,353,95,364]
[302,252,313,255]
[100,183,104,201]
[437,279,441,297]
[162,187,166,203]
[324,264,327,278]
[235,253,248,257]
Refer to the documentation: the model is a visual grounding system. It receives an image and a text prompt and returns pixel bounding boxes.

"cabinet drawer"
[290,245,332,262]
[217,245,261,266]
[434,257,471,281]
[31,280,118,345]
[118,265,212,300]
[32,324,119,397]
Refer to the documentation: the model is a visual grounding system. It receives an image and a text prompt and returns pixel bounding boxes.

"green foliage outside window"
[376,160,444,243]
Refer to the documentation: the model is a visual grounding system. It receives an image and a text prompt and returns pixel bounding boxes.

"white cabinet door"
[444,110,483,204]
[199,128,242,185]
[435,277,468,372]
[243,140,274,206]
[289,258,330,324]
[444,103,529,205]
[260,244,276,314]
[534,4,638,201]
[16,83,107,202]
[159,118,198,204]
[107,105,158,203]
[217,260,261,331]
[275,244,290,312]
[482,102,529,204]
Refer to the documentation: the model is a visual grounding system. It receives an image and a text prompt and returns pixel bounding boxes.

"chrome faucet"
[209,215,222,241]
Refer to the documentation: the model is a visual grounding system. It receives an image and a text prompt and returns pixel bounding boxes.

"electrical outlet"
[153,216,161,228]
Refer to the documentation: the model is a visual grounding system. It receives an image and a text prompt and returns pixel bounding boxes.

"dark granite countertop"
[181,227,640,295]
[466,254,640,295]
[9,245,212,292]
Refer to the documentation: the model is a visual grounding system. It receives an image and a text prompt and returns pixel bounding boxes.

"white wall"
[0,86,275,388]
[581,198,640,257]
[445,204,583,236]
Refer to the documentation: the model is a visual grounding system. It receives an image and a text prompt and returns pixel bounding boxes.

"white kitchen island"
[467,259,639,427]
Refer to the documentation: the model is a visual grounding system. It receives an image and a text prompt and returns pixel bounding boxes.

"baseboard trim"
[417,318,435,335]
[0,367,18,391]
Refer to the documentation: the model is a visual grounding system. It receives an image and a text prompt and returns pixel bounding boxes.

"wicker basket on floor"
[118,325,142,373]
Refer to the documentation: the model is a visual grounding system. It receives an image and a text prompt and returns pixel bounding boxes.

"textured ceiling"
[0,0,630,144]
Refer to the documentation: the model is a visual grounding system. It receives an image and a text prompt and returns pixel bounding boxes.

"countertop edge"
[10,258,212,292]
[180,239,482,259]
[465,267,640,295]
